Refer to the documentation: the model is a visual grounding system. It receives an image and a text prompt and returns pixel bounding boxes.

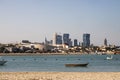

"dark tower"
[83,33,90,47]
[104,38,107,46]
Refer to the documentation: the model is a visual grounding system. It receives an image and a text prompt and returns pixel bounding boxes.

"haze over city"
[0,0,120,46]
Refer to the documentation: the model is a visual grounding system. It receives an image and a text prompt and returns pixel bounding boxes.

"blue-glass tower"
[74,39,78,46]
[56,35,62,44]
[63,33,69,45]
[83,34,90,47]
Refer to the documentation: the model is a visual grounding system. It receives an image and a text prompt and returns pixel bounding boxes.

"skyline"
[0,0,120,46]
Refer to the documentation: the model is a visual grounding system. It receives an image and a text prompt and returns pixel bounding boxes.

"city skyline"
[0,0,120,46]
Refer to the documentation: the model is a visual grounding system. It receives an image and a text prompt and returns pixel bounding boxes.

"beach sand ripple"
[0,72,120,80]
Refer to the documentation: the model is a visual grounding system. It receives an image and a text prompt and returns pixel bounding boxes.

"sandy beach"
[0,72,120,80]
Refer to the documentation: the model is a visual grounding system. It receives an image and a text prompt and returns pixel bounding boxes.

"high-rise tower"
[83,33,90,47]
[63,33,69,45]
[53,33,57,46]
[74,39,78,46]
[104,38,107,46]
[53,33,62,46]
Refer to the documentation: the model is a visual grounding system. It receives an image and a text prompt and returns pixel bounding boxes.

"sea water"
[0,54,120,72]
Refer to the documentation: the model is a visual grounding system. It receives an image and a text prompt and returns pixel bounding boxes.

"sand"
[0,72,120,80]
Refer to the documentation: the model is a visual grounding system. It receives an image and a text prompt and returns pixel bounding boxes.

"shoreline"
[0,72,120,80]
[0,53,85,56]
[0,52,117,56]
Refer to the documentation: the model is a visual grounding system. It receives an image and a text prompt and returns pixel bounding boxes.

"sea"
[0,54,120,72]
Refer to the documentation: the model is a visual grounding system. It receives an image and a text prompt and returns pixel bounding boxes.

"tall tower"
[104,38,107,46]
[63,33,69,45]
[56,35,62,44]
[83,33,90,47]
[53,33,62,46]
[53,33,57,46]
[74,39,78,46]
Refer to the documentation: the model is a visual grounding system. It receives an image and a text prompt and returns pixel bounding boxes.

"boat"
[65,63,89,67]
[106,55,113,60]
[0,60,7,65]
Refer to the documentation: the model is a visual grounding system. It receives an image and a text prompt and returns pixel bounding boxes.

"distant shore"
[0,52,117,56]
[0,72,120,80]
[0,53,85,56]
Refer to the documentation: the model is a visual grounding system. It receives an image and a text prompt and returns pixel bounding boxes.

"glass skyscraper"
[56,35,62,44]
[63,33,69,45]
[83,33,90,47]
[74,39,78,46]
[53,33,62,45]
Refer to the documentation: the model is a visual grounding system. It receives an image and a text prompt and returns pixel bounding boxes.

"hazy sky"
[0,0,120,46]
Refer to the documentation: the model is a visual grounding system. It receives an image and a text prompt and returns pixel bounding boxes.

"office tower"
[53,33,62,45]
[104,38,107,46]
[69,38,72,47]
[83,33,90,47]
[53,33,57,45]
[74,39,78,46]
[56,35,62,44]
[63,33,69,45]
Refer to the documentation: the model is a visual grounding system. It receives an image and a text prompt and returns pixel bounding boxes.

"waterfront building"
[20,40,54,52]
[63,33,70,45]
[83,33,90,47]
[22,40,31,43]
[74,39,78,46]
[104,38,107,46]
[45,38,53,45]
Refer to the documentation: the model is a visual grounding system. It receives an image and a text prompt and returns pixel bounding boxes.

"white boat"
[106,55,113,60]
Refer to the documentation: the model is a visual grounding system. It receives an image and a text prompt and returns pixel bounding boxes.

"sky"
[0,0,120,46]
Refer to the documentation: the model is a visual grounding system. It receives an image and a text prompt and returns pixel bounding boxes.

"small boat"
[65,63,89,67]
[106,55,113,60]
[0,60,7,65]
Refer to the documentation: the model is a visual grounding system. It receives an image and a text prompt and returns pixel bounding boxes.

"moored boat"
[0,60,7,65]
[65,63,89,67]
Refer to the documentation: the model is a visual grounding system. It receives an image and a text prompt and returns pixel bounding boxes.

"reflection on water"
[0,54,120,72]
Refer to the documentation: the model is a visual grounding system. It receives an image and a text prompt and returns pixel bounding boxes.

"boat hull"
[0,61,7,65]
[65,63,89,67]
